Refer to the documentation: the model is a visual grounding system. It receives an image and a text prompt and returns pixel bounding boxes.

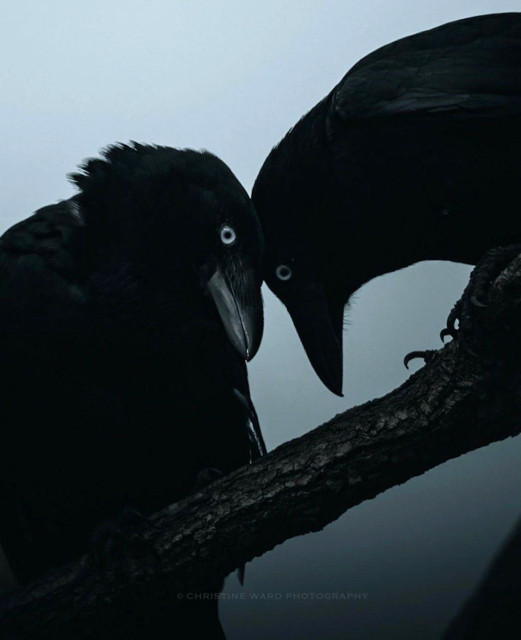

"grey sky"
[2,1,521,637]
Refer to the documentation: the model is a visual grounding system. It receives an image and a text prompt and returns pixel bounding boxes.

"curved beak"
[281,283,344,396]
[207,265,263,361]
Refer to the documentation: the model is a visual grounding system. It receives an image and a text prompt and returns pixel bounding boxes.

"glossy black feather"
[333,13,521,119]
[253,13,521,393]
[0,144,265,585]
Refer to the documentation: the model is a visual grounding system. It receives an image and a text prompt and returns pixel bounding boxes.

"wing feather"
[332,13,521,120]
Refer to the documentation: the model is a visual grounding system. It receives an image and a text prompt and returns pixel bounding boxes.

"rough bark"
[2,254,521,638]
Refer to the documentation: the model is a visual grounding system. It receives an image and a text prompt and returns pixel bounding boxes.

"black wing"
[0,199,87,581]
[0,198,87,325]
[331,13,521,121]
[0,199,85,277]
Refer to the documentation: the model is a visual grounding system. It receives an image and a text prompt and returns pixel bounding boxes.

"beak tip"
[324,377,344,397]
[244,328,262,362]
[315,346,344,397]
[311,351,343,395]
[232,339,257,363]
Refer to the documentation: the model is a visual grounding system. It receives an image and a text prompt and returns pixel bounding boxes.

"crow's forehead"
[144,150,251,206]
[72,143,243,196]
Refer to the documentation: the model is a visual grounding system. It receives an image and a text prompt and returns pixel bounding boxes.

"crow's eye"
[276,265,292,281]
[220,225,237,246]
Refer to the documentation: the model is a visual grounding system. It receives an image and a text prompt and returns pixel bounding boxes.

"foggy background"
[1,1,520,637]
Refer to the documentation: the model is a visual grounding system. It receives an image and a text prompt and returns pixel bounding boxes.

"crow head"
[71,143,264,361]
[252,148,345,395]
[262,236,345,397]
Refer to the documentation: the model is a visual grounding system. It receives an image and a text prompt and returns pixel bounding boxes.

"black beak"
[207,265,263,361]
[282,283,344,396]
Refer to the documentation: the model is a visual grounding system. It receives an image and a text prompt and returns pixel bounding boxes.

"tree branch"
[3,254,521,638]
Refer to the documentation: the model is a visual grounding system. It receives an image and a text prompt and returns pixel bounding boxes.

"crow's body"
[253,13,521,394]
[0,145,264,636]
[1,248,253,575]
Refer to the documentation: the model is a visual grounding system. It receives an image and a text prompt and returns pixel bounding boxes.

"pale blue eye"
[220,225,237,246]
[276,265,292,281]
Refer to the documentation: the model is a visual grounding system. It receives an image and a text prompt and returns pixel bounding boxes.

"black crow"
[0,144,265,634]
[252,13,521,395]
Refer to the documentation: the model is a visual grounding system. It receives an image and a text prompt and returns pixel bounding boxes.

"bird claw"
[89,507,160,582]
[466,245,521,311]
[470,294,488,308]
[440,327,456,343]
[457,335,480,359]
[439,299,462,343]
[193,467,224,491]
[403,349,437,369]
[437,246,521,355]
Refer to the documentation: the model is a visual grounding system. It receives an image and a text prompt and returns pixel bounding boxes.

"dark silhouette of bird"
[0,143,265,636]
[252,12,521,395]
